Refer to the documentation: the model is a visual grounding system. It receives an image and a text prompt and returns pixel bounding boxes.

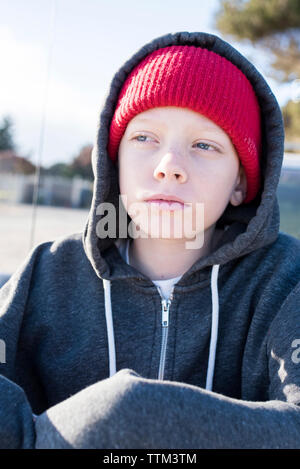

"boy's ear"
[230,165,247,207]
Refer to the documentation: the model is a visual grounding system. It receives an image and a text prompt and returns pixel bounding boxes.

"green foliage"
[278,169,300,239]
[282,100,300,142]
[71,160,93,180]
[217,0,300,40]
[70,144,93,181]
[279,199,300,239]
[278,180,300,239]
[43,162,75,179]
[44,145,93,181]
[216,0,300,81]
[0,116,16,151]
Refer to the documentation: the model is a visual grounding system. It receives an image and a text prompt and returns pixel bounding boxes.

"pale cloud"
[0,26,98,128]
[0,26,46,114]
[0,26,100,165]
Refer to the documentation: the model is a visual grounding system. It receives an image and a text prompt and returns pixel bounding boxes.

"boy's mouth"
[144,193,185,204]
[144,194,185,211]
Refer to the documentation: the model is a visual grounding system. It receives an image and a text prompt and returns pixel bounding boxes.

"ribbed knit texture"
[108,46,261,203]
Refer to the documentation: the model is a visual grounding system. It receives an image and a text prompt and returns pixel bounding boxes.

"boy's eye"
[131,136,218,151]
[133,134,152,142]
[193,142,215,151]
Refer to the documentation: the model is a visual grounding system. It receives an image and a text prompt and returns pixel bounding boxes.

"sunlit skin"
[118,106,247,280]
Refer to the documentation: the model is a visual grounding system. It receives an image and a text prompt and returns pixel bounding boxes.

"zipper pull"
[161,299,169,327]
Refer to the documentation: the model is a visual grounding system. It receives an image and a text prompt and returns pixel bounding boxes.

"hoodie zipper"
[157,292,173,380]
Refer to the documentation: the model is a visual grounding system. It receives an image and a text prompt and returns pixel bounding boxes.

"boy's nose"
[153,152,187,183]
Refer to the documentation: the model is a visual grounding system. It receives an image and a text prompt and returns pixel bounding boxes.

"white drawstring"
[205,264,220,391]
[103,278,116,377]
[102,263,220,388]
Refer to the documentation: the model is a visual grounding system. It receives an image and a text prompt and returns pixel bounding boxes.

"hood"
[82,31,284,283]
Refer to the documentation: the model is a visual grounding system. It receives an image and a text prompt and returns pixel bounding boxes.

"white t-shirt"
[152,276,182,301]
[115,239,182,301]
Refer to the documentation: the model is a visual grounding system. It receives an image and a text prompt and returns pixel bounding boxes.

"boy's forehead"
[132,106,194,120]
[128,107,224,131]
[129,114,165,126]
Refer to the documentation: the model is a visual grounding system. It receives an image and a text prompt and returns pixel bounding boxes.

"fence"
[0,173,93,208]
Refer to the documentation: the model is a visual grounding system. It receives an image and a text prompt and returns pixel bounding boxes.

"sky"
[0,0,295,168]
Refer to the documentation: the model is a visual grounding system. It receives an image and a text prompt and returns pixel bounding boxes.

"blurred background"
[1,0,300,285]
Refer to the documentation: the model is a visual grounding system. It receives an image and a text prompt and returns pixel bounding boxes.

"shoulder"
[266,279,300,347]
[42,231,85,258]
[23,232,101,308]
[254,231,300,272]
[234,232,300,311]
[26,232,92,281]
[270,231,300,252]
[264,231,300,275]
[239,231,300,274]
[2,232,85,287]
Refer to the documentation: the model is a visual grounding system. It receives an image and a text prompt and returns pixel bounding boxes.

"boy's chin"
[129,224,205,246]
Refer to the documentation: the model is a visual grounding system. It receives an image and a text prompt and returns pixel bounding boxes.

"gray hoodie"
[1,31,300,449]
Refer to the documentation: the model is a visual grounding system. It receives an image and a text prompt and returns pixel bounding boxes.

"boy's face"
[118,106,246,242]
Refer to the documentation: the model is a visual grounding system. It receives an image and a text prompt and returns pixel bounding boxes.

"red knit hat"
[108,45,261,203]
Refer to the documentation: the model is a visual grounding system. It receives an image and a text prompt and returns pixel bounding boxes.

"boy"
[1,31,300,449]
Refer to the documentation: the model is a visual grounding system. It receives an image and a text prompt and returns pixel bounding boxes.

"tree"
[70,144,93,181]
[0,116,16,151]
[44,144,94,180]
[0,150,36,174]
[282,100,300,143]
[43,162,74,179]
[215,0,300,82]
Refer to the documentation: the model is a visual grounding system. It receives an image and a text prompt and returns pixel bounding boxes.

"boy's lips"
[144,194,185,211]
[144,194,185,204]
